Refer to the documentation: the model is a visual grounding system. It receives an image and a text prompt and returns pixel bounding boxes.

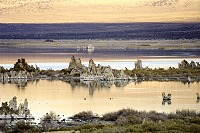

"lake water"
[0,39,200,121]
[0,80,200,120]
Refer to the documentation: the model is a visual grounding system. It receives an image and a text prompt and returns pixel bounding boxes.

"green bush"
[73,111,94,121]
[14,120,40,132]
[125,125,143,132]
[61,69,71,75]
[142,122,162,132]
[41,111,60,123]
[190,117,200,124]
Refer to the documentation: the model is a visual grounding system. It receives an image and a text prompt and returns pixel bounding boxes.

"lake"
[0,39,200,121]
[0,79,200,120]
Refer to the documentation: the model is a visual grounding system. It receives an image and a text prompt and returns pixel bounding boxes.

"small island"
[0,56,200,84]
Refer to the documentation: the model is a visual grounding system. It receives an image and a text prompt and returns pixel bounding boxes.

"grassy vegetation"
[124,67,200,80]
[39,69,60,77]
[36,66,200,81]
[69,109,200,133]
[1,108,200,132]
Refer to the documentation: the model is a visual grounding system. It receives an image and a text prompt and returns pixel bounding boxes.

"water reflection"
[0,79,33,89]
[162,100,171,105]
[0,80,200,119]
[196,99,199,103]
[0,78,131,95]
[114,80,132,87]
[64,79,131,96]
[0,118,34,129]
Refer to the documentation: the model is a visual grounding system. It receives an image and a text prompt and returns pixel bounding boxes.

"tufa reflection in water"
[1,79,199,104]
[0,78,132,96]
[0,78,30,89]
[63,79,132,96]
[162,100,172,105]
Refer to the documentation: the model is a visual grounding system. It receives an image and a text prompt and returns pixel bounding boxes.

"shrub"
[0,122,9,132]
[186,123,200,132]
[125,125,143,132]
[73,111,94,121]
[142,122,162,132]
[16,120,31,129]
[165,120,185,131]
[147,110,168,122]
[190,117,200,124]
[176,109,198,119]
[41,111,60,123]
[61,69,71,75]
[102,111,118,121]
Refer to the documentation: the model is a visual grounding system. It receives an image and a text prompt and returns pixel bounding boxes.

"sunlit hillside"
[0,0,199,23]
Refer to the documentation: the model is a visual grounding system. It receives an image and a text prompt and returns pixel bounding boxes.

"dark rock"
[178,60,190,69]
[179,60,199,69]
[190,61,196,68]
[45,39,54,42]
[13,58,36,72]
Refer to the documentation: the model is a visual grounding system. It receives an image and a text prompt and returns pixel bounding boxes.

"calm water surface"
[0,80,200,119]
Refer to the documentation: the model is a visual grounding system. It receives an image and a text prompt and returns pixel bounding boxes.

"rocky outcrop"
[68,56,83,70]
[68,56,131,80]
[113,69,130,79]
[0,59,37,83]
[190,61,196,68]
[9,96,18,111]
[135,59,142,69]
[0,66,5,73]
[102,66,114,80]
[13,58,39,72]
[88,59,97,75]
[1,96,30,116]
[18,98,30,115]
[178,60,190,69]
[178,60,200,69]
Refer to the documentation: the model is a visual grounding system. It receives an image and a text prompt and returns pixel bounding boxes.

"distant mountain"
[0,23,199,39]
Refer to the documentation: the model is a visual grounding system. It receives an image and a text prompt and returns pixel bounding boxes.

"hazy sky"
[0,0,200,23]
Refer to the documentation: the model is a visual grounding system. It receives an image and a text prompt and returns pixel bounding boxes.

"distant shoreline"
[0,39,200,50]
[0,39,200,69]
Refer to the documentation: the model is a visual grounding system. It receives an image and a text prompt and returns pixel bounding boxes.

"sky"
[0,0,200,23]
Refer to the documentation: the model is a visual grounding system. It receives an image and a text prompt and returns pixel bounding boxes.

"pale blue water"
[1,59,200,70]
